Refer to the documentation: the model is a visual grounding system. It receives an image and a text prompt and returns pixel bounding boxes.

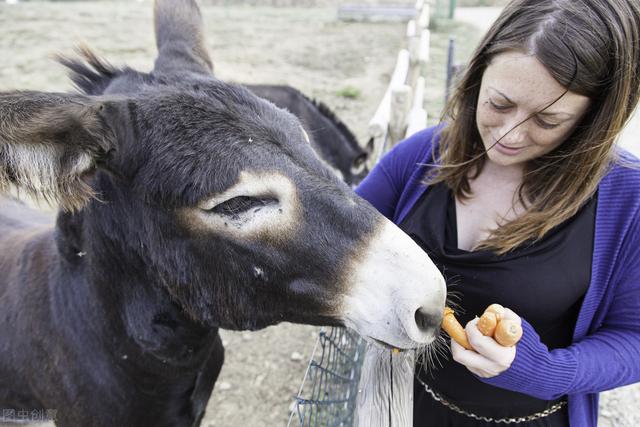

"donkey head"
[244,84,370,186]
[0,0,445,350]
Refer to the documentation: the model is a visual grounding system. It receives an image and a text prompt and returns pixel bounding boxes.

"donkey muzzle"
[342,218,447,349]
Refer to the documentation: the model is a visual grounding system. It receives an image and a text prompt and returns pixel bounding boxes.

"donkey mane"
[59,48,361,153]
[56,47,139,96]
[301,92,360,150]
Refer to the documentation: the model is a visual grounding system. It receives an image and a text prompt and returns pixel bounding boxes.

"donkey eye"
[207,196,278,216]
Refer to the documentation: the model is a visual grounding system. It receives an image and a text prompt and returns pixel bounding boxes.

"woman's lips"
[494,141,526,156]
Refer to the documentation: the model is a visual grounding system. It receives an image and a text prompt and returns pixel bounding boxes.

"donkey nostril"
[414,307,440,333]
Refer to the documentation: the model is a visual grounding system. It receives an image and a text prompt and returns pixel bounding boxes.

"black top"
[400,182,597,426]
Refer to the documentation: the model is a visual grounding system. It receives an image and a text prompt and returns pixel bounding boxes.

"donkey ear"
[0,91,115,212]
[153,0,214,76]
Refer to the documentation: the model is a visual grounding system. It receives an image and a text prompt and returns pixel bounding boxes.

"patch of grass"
[336,86,361,99]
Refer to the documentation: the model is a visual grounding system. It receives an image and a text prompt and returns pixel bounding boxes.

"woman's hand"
[450,308,522,378]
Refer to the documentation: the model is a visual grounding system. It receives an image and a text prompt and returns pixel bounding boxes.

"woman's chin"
[485,149,528,168]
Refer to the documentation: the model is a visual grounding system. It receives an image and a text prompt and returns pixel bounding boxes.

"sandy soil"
[1,2,638,427]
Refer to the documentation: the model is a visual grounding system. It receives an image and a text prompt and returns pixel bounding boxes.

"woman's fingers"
[466,318,516,366]
[466,319,505,352]
[447,305,521,378]
[451,338,490,365]
[501,307,522,324]
[467,366,489,377]
[451,339,502,378]
[449,317,516,377]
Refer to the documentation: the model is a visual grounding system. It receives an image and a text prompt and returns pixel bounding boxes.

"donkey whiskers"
[416,334,449,374]
[415,285,463,374]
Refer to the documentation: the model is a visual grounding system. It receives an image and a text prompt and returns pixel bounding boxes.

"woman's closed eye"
[534,116,561,130]
[488,99,512,111]
[489,99,561,130]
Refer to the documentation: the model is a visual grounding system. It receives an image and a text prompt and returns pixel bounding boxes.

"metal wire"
[287,327,366,427]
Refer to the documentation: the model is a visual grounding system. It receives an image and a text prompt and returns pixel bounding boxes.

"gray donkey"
[0,1,446,426]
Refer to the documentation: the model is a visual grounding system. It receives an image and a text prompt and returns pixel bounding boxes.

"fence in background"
[287,328,367,426]
[365,0,431,168]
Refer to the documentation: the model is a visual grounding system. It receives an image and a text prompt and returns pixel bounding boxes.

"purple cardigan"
[356,126,640,426]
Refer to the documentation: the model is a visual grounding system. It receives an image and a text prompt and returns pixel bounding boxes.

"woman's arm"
[479,216,640,400]
[355,126,439,218]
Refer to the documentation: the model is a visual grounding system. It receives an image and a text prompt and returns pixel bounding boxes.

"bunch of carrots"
[441,304,522,349]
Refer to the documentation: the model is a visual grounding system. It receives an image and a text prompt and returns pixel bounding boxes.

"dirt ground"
[1,2,639,427]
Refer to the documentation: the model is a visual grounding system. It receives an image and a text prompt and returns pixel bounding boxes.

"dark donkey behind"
[246,84,369,186]
[0,1,446,426]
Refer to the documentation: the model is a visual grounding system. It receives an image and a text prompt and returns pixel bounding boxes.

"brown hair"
[429,0,640,254]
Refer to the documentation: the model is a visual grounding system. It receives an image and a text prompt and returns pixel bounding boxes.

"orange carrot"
[442,307,472,350]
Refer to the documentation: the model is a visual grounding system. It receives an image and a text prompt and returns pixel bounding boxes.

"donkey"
[0,1,446,426]
[245,84,369,186]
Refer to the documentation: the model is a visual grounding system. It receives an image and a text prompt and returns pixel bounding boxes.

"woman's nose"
[499,119,527,145]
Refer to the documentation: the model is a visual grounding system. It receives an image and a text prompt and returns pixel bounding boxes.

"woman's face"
[476,51,591,168]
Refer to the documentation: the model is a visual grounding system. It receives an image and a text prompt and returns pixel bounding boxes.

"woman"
[356,0,640,425]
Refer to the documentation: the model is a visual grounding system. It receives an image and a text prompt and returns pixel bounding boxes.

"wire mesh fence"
[287,327,366,427]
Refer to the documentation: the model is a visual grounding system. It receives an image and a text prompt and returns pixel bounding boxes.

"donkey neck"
[54,210,217,374]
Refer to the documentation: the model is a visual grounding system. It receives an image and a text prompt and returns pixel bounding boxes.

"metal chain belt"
[415,375,567,424]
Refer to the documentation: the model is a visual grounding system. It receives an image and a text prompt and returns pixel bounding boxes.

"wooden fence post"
[417,2,431,31]
[407,20,420,90]
[354,344,415,427]
[418,28,431,72]
[406,76,427,138]
[367,49,410,168]
[389,84,413,148]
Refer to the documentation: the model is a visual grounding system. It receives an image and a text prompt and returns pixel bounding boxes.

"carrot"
[477,311,498,337]
[442,307,473,350]
[494,319,523,347]
[442,305,523,350]
[484,303,506,321]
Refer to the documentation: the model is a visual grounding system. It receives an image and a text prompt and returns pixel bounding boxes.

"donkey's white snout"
[343,219,447,349]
